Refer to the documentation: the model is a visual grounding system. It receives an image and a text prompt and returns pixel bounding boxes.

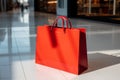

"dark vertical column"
[0,0,4,11]
[67,0,77,17]
[34,0,39,11]
[6,0,13,11]
[0,0,13,12]
[34,0,38,11]
[0,0,1,11]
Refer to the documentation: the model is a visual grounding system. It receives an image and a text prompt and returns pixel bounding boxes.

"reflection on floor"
[0,9,120,80]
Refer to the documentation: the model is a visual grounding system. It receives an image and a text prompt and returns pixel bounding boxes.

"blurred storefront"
[0,0,119,23]
[1,0,120,16]
[34,0,120,23]
[77,0,120,16]
[34,0,120,16]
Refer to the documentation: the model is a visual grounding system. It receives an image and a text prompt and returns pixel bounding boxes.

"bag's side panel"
[78,29,88,74]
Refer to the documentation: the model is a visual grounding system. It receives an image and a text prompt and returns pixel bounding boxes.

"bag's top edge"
[37,25,86,30]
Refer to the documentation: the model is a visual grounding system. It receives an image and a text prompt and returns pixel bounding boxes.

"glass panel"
[99,0,113,16]
[77,0,89,15]
[58,0,64,8]
[116,0,120,15]
[91,0,100,16]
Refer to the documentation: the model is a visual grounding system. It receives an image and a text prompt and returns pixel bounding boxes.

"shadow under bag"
[35,16,88,75]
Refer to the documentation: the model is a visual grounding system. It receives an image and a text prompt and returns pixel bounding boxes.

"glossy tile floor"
[0,8,120,80]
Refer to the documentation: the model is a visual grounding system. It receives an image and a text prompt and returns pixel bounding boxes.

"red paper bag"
[35,16,88,74]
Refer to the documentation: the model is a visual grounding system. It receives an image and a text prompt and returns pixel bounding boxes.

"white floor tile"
[11,60,26,80]
[74,64,120,80]
[35,64,67,80]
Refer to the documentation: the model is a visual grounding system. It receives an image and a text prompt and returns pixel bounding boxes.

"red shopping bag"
[35,16,88,74]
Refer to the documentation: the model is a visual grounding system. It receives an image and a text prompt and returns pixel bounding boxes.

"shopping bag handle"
[52,16,72,29]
